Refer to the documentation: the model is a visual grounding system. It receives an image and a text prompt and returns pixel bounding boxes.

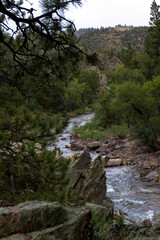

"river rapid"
[48,113,160,224]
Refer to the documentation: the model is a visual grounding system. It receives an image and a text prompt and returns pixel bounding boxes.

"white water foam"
[107,185,115,193]
[146,210,155,220]
[127,199,145,205]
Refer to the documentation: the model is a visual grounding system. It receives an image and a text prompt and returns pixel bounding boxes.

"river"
[48,113,160,224]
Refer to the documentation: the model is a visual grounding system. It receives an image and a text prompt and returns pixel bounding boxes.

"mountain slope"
[76,26,148,53]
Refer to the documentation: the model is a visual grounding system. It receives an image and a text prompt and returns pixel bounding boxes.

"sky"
[65,0,153,29]
[29,0,154,30]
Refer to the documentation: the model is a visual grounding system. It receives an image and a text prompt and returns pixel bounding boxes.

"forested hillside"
[76,26,148,53]
[75,0,160,151]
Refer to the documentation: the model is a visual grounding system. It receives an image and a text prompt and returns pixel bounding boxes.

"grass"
[73,120,130,141]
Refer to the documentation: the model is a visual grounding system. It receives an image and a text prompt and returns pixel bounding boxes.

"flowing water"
[48,113,98,159]
[48,113,160,224]
[106,166,160,224]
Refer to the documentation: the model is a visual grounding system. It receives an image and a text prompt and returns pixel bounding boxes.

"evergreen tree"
[145,0,160,76]
[0,0,83,202]
[149,0,160,26]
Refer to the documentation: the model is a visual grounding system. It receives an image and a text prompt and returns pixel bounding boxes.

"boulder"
[106,158,123,167]
[0,201,94,240]
[87,141,101,150]
[67,152,114,210]
[70,142,84,150]
[65,145,71,148]
[141,219,152,227]
[144,171,159,181]
[96,144,108,153]
[61,137,67,140]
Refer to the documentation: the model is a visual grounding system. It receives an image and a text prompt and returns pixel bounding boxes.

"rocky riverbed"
[51,113,160,225]
[70,134,160,224]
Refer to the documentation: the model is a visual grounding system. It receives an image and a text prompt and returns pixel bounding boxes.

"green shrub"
[91,210,113,240]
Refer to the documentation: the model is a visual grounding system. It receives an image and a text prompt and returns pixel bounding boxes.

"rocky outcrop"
[67,152,113,210]
[0,201,93,240]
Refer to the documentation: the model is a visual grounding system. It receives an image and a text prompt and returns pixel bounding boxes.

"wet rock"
[70,142,84,150]
[61,137,67,140]
[141,219,152,227]
[0,201,94,240]
[106,158,123,167]
[87,141,101,150]
[65,145,71,148]
[144,171,158,181]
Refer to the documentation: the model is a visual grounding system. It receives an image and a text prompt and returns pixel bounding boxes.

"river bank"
[69,134,160,180]
[51,113,160,225]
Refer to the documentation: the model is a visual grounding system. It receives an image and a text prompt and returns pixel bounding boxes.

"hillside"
[76,26,148,53]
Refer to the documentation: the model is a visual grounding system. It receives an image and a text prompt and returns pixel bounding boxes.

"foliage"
[0,0,84,67]
[118,44,138,69]
[78,71,100,96]
[68,189,86,206]
[83,2,160,149]
[91,210,113,240]
[83,71,160,148]
[73,119,129,140]
[115,215,125,226]
[107,65,145,85]
[95,80,160,148]
[153,213,160,227]
[0,0,84,202]
[67,71,100,111]
[145,1,160,76]
[149,0,160,26]
[67,78,86,111]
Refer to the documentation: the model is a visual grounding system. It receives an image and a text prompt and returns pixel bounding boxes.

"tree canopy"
[0,0,86,203]
[0,0,84,66]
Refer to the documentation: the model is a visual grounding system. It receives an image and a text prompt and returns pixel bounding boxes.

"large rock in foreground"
[67,152,114,213]
[0,201,93,240]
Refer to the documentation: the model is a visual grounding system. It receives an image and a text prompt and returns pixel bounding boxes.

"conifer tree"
[0,0,83,202]
[145,0,160,76]
[149,0,160,26]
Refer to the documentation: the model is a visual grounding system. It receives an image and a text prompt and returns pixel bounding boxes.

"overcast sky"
[64,0,153,29]
[31,0,154,29]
